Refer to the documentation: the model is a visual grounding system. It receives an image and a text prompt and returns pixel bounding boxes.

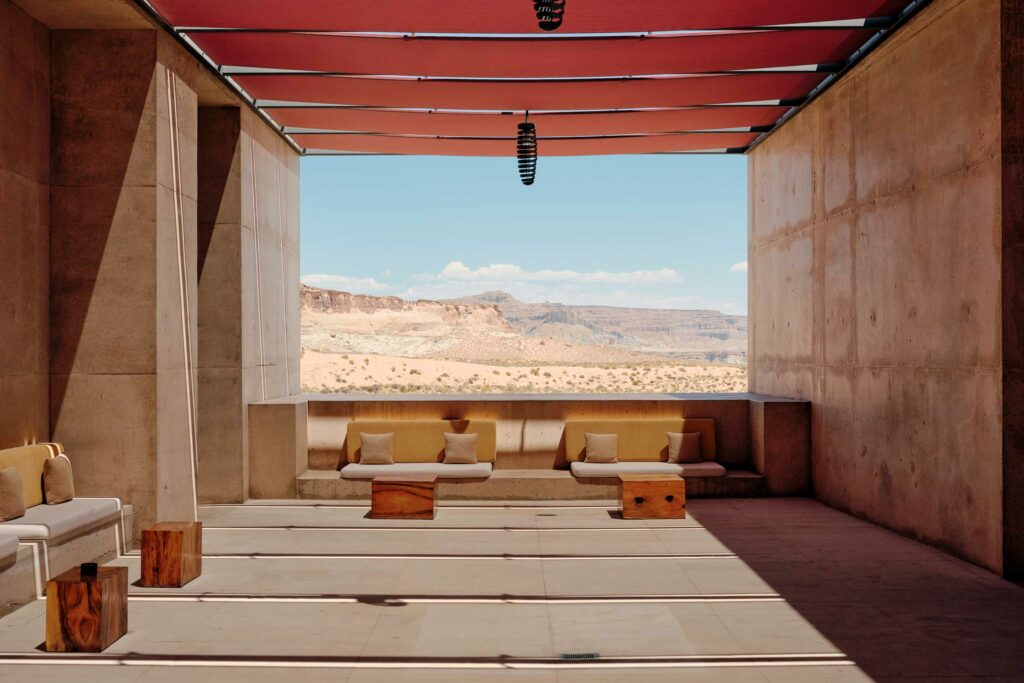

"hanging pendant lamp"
[534,0,566,31]
[517,116,537,186]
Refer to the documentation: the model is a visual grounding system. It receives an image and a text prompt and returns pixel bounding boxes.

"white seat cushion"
[0,533,18,564]
[341,463,492,480]
[570,461,727,478]
[0,498,121,540]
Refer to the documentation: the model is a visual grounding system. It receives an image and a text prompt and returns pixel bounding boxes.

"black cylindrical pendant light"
[534,0,565,31]
[517,119,538,186]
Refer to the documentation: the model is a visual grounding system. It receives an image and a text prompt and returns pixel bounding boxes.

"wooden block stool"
[619,474,686,519]
[371,475,437,519]
[46,565,128,652]
[140,521,202,587]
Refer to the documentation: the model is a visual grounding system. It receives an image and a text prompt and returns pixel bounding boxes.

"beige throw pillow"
[443,433,478,464]
[0,467,25,521]
[667,432,702,463]
[584,433,618,463]
[44,454,75,504]
[360,432,395,464]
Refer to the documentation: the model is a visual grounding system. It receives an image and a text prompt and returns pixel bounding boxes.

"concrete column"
[196,107,246,503]
[0,0,49,448]
[195,106,301,503]
[49,30,201,535]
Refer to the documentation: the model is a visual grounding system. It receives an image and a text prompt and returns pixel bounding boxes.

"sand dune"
[302,350,747,395]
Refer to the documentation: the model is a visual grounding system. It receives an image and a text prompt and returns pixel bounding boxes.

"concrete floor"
[0,499,1021,681]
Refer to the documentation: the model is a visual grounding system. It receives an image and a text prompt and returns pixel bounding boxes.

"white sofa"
[0,498,122,542]
[0,443,126,597]
[341,462,492,479]
[342,419,497,480]
[564,419,728,478]
[570,461,726,478]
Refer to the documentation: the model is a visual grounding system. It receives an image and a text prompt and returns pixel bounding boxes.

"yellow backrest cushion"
[346,420,497,463]
[564,419,717,462]
[0,443,63,508]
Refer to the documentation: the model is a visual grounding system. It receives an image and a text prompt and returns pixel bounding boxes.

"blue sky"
[300,154,749,314]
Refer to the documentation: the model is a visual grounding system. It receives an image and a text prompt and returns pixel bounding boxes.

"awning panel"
[197,30,871,78]
[150,0,910,33]
[294,132,758,156]
[240,73,828,110]
[274,106,791,137]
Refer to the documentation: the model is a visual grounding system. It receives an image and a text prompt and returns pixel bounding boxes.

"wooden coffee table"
[371,475,438,519]
[618,474,686,519]
[45,565,128,652]
[140,521,203,587]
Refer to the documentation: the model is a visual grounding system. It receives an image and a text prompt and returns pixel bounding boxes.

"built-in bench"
[0,443,128,602]
[565,419,727,478]
[341,420,496,479]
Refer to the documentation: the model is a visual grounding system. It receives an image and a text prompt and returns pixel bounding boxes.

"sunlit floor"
[0,498,1021,681]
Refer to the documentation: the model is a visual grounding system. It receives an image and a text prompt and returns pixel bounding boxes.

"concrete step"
[296,468,765,501]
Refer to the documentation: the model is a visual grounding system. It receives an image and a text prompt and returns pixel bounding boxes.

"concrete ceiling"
[13,0,239,106]
[13,0,151,28]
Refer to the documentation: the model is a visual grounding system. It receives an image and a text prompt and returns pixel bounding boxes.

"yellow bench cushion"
[0,443,64,508]
[346,420,497,464]
[564,419,716,463]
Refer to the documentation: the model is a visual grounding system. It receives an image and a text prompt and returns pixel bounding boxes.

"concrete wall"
[1002,0,1024,582]
[49,29,202,530]
[748,0,1005,571]
[0,0,49,448]
[196,107,301,504]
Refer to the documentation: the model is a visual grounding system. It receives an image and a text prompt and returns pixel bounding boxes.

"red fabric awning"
[145,0,916,154]
[293,132,759,156]
[197,30,870,78]
[150,0,909,33]
[239,73,827,110]
[273,106,791,137]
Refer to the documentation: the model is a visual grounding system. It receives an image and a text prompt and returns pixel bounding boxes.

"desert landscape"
[300,285,747,394]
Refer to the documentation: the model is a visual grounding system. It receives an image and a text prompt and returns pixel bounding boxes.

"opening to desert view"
[299,155,749,395]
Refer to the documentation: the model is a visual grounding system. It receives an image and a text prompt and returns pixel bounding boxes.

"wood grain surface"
[371,477,437,519]
[619,475,686,519]
[45,565,127,652]
[140,521,202,587]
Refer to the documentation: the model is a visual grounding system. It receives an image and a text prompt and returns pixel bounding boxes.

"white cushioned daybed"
[565,419,726,478]
[0,443,123,542]
[0,498,122,541]
[341,419,496,479]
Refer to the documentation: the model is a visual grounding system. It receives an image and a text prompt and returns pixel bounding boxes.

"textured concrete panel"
[1001,1,1024,580]
[195,105,301,504]
[748,0,1006,571]
[49,29,201,533]
[0,0,49,447]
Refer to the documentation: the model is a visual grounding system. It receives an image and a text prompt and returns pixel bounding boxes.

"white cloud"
[436,261,682,285]
[301,273,391,292]
[729,261,748,272]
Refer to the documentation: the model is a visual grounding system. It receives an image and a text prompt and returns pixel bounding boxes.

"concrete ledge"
[297,468,765,501]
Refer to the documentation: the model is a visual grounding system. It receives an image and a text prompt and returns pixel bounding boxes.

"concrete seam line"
[250,135,268,399]
[167,69,199,515]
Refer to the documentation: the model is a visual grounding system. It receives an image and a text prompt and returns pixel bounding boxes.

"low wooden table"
[45,565,128,652]
[618,474,686,519]
[140,521,202,587]
[371,475,438,519]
